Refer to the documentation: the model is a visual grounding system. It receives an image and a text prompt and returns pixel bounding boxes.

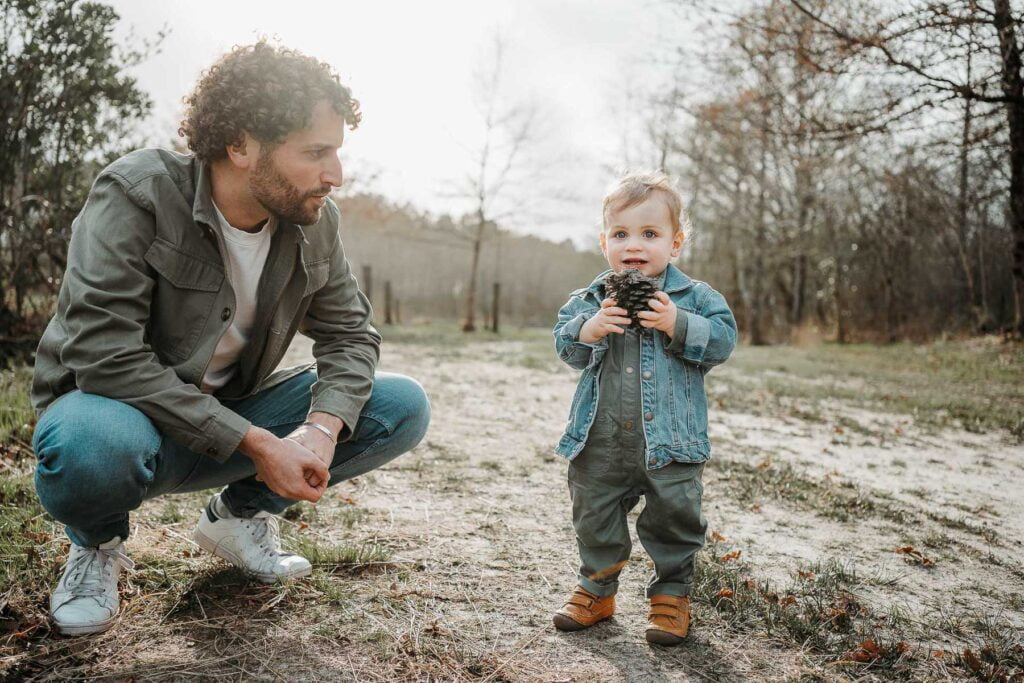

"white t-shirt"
[201,204,276,393]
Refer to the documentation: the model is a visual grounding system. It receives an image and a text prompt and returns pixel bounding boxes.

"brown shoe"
[645,594,691,645]
[552,586,615,631]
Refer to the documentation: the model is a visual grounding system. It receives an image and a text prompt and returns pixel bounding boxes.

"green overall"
[567,274,707,598]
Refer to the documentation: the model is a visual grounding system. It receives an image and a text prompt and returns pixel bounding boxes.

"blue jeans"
[32,371,430,547]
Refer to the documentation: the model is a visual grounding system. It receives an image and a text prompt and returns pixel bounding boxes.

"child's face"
[600,194,684,278]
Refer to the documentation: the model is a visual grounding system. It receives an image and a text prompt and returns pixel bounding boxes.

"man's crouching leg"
[32,391,162,635]
[196,371,431,580]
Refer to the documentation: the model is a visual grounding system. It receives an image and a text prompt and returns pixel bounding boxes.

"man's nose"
[321,155,343,188]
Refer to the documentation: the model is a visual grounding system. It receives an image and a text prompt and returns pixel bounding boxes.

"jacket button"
[206,447,218,456]
[221,307,231,321]
[624,420,633,430]
[625,366,634,374]
[642,371,652,379]
[644,412,654,421]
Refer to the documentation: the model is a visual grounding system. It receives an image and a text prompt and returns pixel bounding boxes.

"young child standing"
[552,172,737,645]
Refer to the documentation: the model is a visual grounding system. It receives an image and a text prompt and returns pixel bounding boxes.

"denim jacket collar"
[584,263,695,297]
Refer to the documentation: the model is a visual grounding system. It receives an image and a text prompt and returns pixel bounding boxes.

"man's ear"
[226,133,259,170]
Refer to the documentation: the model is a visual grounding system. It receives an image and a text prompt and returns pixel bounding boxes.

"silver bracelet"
[302,420,337,444]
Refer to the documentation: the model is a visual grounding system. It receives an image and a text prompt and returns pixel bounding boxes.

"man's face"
[600,194,683,277]
[249,100,345,225]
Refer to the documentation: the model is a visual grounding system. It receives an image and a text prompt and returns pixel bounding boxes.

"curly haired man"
[30,42,431,635]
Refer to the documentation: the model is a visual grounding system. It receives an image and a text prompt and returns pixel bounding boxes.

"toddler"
[552,172,737,644]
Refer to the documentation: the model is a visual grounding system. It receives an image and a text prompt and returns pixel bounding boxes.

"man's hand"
[238,426,330,502]
[285,413,342,485]
[637,292,678,337]
[579,298,632,344]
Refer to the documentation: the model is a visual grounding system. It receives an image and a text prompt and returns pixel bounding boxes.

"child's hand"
[579,298,631,344]
[638,292,678,337]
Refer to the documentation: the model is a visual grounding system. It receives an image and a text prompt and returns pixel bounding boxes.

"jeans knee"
[388,375,431,452]
[33,392,160,522]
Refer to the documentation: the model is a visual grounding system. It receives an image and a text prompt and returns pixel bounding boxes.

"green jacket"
[31,148,381,463]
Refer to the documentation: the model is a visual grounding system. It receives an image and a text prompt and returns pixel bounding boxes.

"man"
[30,42,430,636]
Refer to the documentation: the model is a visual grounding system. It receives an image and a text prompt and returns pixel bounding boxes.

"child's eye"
[613,231,627,239]
[643,230,657,239]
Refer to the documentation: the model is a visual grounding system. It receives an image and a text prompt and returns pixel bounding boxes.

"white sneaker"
[50,537,133,636]
[193,497,312,583]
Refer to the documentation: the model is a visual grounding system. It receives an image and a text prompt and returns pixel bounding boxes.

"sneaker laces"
[57,543,134,604]
[246,513,290,557]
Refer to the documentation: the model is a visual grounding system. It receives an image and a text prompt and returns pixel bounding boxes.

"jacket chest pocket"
[301,259,330,298]
[144,238,225,360]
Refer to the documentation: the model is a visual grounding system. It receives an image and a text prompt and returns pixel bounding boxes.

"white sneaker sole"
[54,614,117,636]
[193,528,312,584]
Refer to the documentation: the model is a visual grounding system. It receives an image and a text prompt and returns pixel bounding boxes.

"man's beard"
[249,151,328,226]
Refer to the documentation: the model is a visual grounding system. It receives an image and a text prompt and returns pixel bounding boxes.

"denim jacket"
[553,264,737,468]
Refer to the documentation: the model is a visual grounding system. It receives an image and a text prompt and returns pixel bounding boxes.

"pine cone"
[603,268,658,329]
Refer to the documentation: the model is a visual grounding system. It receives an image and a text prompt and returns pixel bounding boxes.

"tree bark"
[994,0,1024,336]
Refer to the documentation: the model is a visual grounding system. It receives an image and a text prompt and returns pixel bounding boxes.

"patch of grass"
[714,450,914,526]
[285,535,392,572]
[0,474,61,647]
[694,546,920,677]
[157,501,185,524]
[711,339,1024,440]
[0,365,35,456]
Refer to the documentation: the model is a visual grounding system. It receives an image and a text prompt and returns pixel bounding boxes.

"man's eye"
[309,149,325,158]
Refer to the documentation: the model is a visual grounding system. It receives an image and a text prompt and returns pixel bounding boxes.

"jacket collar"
[192,159,218,232]
[585,263,694,296]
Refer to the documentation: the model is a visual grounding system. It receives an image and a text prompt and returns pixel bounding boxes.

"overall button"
[642,370,652,379]
[206,447,218,456]
[624,420,634,431]
[644,412,654,421]
[221,307,231,321]
[625,366,634,374]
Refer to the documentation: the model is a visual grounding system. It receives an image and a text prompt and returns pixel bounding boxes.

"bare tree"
[453,33,539,332]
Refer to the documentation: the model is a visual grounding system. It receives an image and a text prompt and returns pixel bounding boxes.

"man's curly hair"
[179,41,361,161]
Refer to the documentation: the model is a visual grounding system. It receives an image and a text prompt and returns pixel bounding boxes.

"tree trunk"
[994,0,1024,336]
[462,216,485,332]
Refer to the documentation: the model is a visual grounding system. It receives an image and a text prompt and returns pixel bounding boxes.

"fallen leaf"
[962,648,983,672]
[717,588,734,599]
[720,550,742,562]
[780,594,797,607]
[931,649,945,659]
[756,459,772,470]
[849,639,881,663]
[834,426,845,434]
[750,504,762,513]
[798,570,816,581]
[710,531,727,543]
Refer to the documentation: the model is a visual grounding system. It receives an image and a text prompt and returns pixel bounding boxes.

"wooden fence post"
[491,282,500,333]
[362,265,373,304]
[385,281,393,325]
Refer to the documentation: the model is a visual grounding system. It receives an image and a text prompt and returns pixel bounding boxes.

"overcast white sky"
[107,0,688,245]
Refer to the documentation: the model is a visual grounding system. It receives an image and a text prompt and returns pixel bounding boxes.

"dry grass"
[1,331,1022,681]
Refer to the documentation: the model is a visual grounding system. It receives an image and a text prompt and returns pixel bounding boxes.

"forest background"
[3,0,1024,355]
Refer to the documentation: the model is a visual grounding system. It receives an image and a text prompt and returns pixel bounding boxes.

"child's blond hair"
[602,171,688,235]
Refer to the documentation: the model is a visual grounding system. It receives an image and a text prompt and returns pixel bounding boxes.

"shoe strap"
[567,587,601,608]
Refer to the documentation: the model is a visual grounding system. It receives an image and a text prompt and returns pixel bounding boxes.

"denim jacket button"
[642,370,652,379]
[644,412,654,421]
